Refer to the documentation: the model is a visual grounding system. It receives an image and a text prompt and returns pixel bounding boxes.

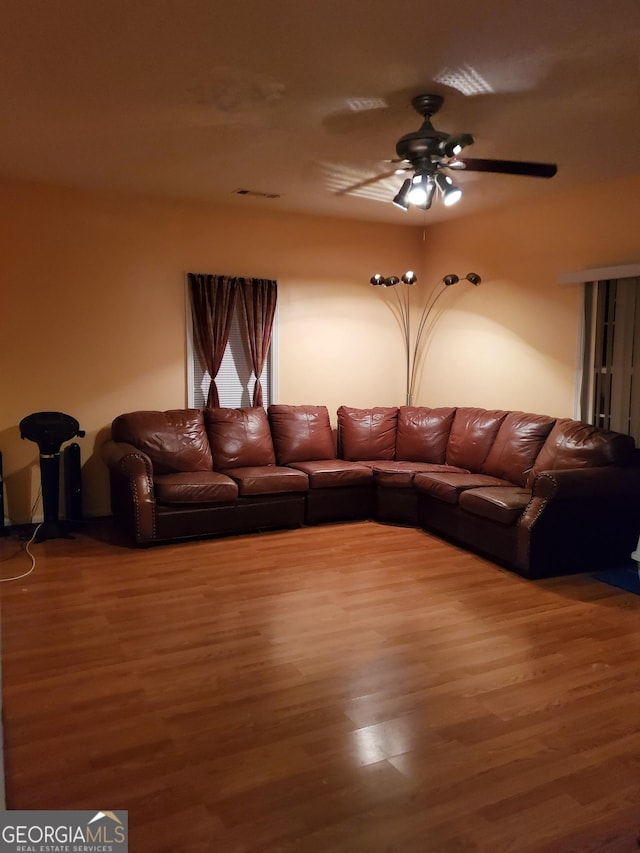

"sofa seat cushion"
[111,409,213,474]
[459,486,532,525]
[373,461,467,488]
[337,406,398,461]
[221,465,309,496]
[268,405,336,464]
[414,472,514,505]
[154,472,238,504]
[205,407,276,470]
[286,460,373,488]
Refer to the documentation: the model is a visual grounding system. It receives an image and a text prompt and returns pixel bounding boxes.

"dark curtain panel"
[188,273,238,407]
[238,278,278,407]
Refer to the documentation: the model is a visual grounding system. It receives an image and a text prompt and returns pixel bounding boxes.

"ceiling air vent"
[234,188,281,199]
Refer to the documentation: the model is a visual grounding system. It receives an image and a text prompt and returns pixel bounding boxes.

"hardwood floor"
[1,520,639,852]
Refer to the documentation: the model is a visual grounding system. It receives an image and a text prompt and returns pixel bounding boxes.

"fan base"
[411,94,444,119]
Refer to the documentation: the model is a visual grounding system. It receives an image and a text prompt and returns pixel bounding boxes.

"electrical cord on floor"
[0,523,41,583]
[0,488,43,582]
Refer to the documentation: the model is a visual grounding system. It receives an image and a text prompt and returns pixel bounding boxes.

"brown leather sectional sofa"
[101,404,640,578]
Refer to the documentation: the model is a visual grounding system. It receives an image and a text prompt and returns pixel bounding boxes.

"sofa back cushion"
[396,406,456,463]
[482,411,556,486]
[527,418,635,486]
[445,407,508,472]
[337,406,398,461]
[204,407,276,470]
[268,405,336,465]
[111,409,213,474]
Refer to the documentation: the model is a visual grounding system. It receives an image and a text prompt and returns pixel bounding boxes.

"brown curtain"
[188,273,238,407]
[238,278,278,407]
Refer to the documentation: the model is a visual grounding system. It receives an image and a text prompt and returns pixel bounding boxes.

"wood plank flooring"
[1,520,640,852]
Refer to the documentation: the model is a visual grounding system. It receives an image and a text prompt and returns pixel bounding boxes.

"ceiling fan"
[339,93,557,211]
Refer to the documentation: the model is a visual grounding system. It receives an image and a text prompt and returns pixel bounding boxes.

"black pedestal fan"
[19,412,85,542]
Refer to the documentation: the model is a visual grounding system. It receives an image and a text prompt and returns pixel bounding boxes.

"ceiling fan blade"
[449,158,557,178]
[335,168,407,196]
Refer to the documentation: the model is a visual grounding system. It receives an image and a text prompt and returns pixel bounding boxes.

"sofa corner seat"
[268,404,375,523]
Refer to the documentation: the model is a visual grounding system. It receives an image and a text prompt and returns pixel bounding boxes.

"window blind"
[585,276,639,440]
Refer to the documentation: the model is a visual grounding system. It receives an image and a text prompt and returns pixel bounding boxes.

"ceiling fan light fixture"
[441,133,474,157]
[370,274,385,286]
[443,185,462,206]
[384,276,400,287]
[418,176,436,210]
[405,173,436,209]
[401,270,417,285]
[392,178,412,211]
[407,172,429,206]
[465,272,481,285]
[436,172,462,206]
[443,274,459,286]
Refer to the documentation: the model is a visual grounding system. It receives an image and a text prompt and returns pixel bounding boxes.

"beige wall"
[0,179,420,521]
[1,174,639,522]
[412,174,640,414]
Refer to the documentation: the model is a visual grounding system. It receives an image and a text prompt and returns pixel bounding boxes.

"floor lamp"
[369,271,481,405]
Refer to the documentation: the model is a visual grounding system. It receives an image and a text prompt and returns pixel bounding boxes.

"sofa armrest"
[517,466,640,576]
[521,466,640,529]
[102,439,151,475]
[531,466,640,501]
[101,439,156,543]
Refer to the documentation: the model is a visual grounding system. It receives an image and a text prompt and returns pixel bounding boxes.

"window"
[581,276,640,440]
[185,277,277,409]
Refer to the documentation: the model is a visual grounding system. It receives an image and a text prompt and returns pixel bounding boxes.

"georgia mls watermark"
[0,811,128,853]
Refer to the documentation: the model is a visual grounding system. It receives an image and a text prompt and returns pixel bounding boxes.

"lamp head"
[401,271,417,285]
[465,272,481,285]
[392,178,412,211]
[370,274,385,286]
[443,274,459,286]
[435,172,462,206]
[384,276,400,287]
[407,173,435,209]
[440,133,474,158]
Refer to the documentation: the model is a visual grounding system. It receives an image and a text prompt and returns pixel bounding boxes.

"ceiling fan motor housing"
[395,95,451,166]
[395,129,448,166]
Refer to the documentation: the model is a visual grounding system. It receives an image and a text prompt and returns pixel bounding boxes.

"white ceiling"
[1,0,639,225]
